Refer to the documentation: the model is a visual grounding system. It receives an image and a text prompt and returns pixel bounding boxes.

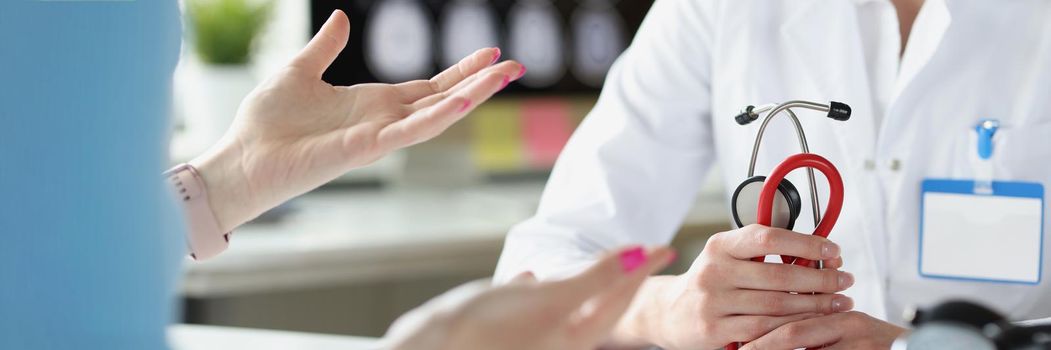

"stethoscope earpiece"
[734,105,759,125]
[827,101,852,121]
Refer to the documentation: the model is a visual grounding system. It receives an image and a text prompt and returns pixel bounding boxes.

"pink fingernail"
[328,10,342,22]
[839,272,855,289]
[499,75,511,89]
[668,250,678,264]
[490,47,502,64]
[456,99,472,113]
[516,65,527,79]
[619,247,647,273]
[832,295,854,312]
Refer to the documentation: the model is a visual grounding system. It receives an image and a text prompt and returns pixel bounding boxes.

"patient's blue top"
[1,2,185,349]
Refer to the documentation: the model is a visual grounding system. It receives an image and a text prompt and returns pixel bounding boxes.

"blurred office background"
[172,0,729,338]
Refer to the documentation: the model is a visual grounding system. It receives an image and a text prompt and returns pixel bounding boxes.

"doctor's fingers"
[745,311,902,350]
[542,246,675,314]
[720,290,854,316]
[396,47,501,101]
[729,260,854,294]
[408,61,523,110]
[718,225,841,262]
[819,257,844,270]
[738,312,851,350]
[379,72,505,148]
[720,313,821,346]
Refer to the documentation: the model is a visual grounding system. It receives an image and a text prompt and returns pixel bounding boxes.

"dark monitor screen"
[311,0,654,94]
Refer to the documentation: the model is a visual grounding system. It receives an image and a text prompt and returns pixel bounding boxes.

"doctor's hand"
[190,10,524,232]
[382,246,676,350]
[741,311,907,350]
[612,225,855,350]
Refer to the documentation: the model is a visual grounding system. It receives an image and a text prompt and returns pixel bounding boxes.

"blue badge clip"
[973,119,999,194]
[975,119,999,160]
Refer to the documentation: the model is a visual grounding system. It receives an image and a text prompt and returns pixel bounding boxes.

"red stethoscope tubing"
[725,153,844,350]
[757,153,844,266]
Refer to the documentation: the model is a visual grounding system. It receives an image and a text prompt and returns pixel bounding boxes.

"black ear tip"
[735,105,757,125]
[828,101,851,121]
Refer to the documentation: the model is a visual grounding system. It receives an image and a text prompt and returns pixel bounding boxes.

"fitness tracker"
[164,163,230,260]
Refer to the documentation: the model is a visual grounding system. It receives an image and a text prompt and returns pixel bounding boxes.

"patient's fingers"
[410,61,523,110]
[509,271,538,285]
[291,10,350,79]
[396,47,501,102]
[570,247,675,345]
[379,71,504,148]
[545,247,673,314]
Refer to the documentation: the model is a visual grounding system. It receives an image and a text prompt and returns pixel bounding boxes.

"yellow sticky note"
[471,101,524,172]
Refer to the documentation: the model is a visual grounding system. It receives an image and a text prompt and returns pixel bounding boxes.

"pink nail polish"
[619,247,647,273]
[668,250,678,264]
[516,64,527,79]
[456,99,472,113]
[499,75,511,89]
[490,47,502,65]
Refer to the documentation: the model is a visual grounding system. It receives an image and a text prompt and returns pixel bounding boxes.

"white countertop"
[181,182,729,297]
[169,324,378,350]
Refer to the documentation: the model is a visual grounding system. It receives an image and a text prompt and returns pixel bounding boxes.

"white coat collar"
[893,0,952,101]
[779,0,880,164]
[778,0,954,164]
[780,0,954,95]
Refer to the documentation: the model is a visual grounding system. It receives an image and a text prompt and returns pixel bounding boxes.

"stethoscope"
[894,300,1051,350]
[725,100,851,350]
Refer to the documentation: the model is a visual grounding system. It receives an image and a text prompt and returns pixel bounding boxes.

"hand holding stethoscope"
[726,100,851,350]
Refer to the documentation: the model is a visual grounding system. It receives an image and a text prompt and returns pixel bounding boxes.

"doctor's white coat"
[495,0,1051,325]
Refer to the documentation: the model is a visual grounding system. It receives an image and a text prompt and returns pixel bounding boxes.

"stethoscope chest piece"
[731,175,801,230]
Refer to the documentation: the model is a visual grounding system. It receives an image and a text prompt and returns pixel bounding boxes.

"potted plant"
[183,0,271,153]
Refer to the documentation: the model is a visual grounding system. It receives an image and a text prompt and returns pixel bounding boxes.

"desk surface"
[169,325,378,350]
[181,182,729,297]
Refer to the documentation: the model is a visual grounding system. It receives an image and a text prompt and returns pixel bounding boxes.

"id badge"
[919,179,1045,284]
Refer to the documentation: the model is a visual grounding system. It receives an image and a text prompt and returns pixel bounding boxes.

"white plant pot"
[182,63,257,155]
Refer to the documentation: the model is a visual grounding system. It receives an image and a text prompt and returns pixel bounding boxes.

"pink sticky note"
[521,99,574,168]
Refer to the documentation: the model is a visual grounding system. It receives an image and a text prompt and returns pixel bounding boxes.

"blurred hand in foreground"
[383,246,676,350]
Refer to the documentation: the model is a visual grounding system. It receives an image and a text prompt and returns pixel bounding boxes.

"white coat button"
[864,159,876,170]
[889,159,901,171]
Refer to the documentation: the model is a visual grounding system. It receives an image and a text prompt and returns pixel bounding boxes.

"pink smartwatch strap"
[165,163,230,260]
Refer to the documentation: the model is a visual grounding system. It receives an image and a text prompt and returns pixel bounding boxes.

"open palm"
[192,10,524,232]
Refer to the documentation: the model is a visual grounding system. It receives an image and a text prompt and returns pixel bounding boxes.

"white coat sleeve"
[494,0,720,283]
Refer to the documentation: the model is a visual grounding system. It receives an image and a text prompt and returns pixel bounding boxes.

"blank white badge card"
[919,179,1045,284]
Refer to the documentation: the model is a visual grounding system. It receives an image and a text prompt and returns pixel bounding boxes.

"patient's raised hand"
[189,10,524,233]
